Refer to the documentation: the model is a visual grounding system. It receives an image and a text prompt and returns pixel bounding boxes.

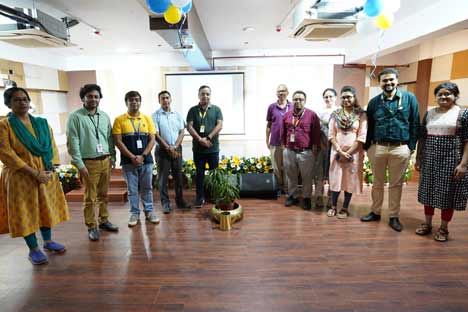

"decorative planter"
[210,202,243,227]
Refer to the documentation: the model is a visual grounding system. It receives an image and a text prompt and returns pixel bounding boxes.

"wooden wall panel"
[58,70,69,91]
[333,65,366,106]
[0,59,25,87]
[28,90,43,114]
[450,49,468,80]
[414,59,432,116]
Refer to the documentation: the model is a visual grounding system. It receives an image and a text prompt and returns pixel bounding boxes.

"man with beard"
[281,90,321,210]
[66,84,119,241]
[361,68,420,232]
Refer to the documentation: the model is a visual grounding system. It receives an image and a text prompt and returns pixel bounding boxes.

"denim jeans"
[122,163,154,216]
[194,152,219,201]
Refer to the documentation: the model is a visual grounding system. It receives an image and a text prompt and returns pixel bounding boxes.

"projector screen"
[165,72,245,135]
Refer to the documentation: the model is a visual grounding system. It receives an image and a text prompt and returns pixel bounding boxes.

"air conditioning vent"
[291,18,356,40]
[0,29,71,48]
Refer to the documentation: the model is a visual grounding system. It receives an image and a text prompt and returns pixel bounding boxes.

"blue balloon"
[363,0,383,17]
[181,0,192,14]
[147,0,171,14]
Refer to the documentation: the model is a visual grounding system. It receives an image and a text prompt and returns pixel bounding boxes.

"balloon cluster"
[146,0,192,24]
[357,0,400,32]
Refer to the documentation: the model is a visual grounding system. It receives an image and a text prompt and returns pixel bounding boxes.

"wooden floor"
[1,183,468,312]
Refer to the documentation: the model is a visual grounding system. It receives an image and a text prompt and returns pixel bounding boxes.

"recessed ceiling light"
[244,41,249,45]
[242,26,255,32]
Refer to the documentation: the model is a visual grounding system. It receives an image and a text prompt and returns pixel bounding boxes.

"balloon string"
[370,29,385,79]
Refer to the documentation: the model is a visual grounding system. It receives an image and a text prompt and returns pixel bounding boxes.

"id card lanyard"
[130,117,143,149]
[88,113,103,153]
[199,109,207,134]
[290,110,304,143]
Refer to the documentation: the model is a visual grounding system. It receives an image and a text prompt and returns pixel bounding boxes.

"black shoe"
[162,203,171,214]
[389,217,403,232]
[99,221,119,232]
[360,212,381,222]
[176,200,191,209]
[302,198,312,210]
[285,195,299,207]
[88,227,100,241]
[193,199,205,209]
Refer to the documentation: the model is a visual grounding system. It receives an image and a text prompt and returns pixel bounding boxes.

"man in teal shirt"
[66,84,118,241]
[361,68,420,232]
[186,85,223,208]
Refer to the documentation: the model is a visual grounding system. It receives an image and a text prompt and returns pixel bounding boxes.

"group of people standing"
[0,84,222,264]
[266,68,468,240]
[0,67,466,266]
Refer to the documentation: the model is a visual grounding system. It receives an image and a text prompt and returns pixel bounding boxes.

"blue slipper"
[29,250,48,265]
[43,241,66,253]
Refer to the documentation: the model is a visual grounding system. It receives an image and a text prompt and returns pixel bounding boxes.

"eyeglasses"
[341,95,354,100]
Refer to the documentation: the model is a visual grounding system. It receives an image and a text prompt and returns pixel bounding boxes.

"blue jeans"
[194,152,219,201]
[122,163,154,216]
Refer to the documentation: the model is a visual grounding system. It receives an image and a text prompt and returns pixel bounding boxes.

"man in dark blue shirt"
[361,68,420,232]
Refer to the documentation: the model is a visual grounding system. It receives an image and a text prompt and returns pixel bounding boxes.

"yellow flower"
[205,163,209,169]
[264,166,270,172]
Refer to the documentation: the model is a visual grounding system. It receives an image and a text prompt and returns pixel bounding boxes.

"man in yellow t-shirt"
[112,91,159,227]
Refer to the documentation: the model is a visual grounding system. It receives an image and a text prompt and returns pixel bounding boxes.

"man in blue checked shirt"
[152,91,190,214]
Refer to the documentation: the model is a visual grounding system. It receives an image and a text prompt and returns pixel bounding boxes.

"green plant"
[363,156,413,184]
[54,164,80,193]
[204,169,239,210]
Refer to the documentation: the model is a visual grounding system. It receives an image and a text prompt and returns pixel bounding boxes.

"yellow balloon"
[375,12,394,29]
[164,5,181,24]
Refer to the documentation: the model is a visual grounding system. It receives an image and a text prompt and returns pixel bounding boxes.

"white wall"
[95,62,333,140]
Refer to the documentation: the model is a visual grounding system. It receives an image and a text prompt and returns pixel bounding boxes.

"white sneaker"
[128,214,140,227]
[145,212,160,224]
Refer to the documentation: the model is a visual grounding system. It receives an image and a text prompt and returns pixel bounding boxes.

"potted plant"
[205,168,239,210]
[205,169,243,227]
[54,165,80,194]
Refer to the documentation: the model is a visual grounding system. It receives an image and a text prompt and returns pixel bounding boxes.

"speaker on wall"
[239,173,279,198]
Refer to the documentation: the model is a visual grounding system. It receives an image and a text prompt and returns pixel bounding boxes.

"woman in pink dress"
[327,86,368,219]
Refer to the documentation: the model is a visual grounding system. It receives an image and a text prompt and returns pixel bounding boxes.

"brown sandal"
[327,207,337,217]
[337,209,349,219]
[434,227,449,242]
[415,223,432,236]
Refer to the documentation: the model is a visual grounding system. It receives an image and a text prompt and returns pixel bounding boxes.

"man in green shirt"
[186,85,223,208]
[66,84,119,241]
[361,68,420,232]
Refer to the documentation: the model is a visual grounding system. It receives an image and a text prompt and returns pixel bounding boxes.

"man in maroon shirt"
[281,90,321,210]
[266,84,292,194]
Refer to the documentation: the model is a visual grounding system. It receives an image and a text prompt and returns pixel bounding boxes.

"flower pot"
[210,202,243,225]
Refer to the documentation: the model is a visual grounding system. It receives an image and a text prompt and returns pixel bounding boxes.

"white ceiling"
[1,0,468,67]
